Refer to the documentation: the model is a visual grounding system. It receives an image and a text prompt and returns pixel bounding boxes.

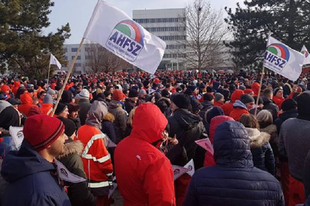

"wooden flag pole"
[254,66,265,116]
[52,38,85,116]
[47,64,51,83]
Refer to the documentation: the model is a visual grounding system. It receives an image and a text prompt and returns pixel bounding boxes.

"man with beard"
[1,114,71,206]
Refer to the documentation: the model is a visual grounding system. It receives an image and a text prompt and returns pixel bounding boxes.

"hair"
[262,88,273,98]
[103,112,115,123]
[256,109,273,129]
[127,107,137,126]
[239,114,260,129]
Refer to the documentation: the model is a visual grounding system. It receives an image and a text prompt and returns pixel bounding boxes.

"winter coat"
[279,117,310,182]
[229,100,249,121]
[77,101,113,194]
[124,98,135,114]
[304,150,310,199]
[114,103,175,206]
[260,124,279,158]
[198,101,213,128]
[274,108,298,135]
[57,140,96,206]
[0,106,21,130]
[183,121,284,206]
[246,128,275,175]
[108,100,127,143]
[262,97,279,122]
[41,103,54,115]
[1,140,71,206]
[221,102,234,116]
[78,99,91,125]
[167,109,205,169]
[273,96,285,110]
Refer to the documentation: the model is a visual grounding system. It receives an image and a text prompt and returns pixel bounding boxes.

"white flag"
[83,1,166,74]
[184,159,195,177]
[301,45,310,65]
[54,159,86,183]
[263,36,304,81]
[49,54,62,70]
[172,165,191,180]
[195,138,214,155]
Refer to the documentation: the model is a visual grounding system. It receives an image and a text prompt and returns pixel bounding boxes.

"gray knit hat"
[214,93,224,102]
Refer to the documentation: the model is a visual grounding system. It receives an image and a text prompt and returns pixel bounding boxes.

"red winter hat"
[23,114,65,151]
[112,89,124,101]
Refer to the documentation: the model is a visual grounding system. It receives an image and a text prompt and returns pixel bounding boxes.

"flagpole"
[254,66,265,116]
[47,64,51,83]
[52,38,85,116]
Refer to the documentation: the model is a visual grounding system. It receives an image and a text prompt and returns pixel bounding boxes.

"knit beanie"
[78,89,90,100]
[128,89,138,98]
[55,103,67,115]
[28,106,43,116]
[273,87,283,96]
[47,88,56,96]
[23,114,65,151]
[240,94,254,104]
[43,94,53,104]
[112,89,124,101]
[203,93,214,102]
[214,93,224,102]
[281,99,297,112]
[171,93,190,109]
[296,91,310,116]
[59,118,76,137]
[244,89,254,95]
[161,89,170,98]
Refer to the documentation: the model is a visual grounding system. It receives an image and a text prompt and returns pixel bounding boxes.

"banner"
[301,45,310,65]
[83,0,166,74]
[184,159,195,177]
[263,36,304,81]
[195,138,214,155]
[171,165,191,180]
[49,54,62,70]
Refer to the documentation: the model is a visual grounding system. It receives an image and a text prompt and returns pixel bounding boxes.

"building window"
[64,56,68,60]
[71,48,78,52]
[72,56,81,60]
[63,48,67,53]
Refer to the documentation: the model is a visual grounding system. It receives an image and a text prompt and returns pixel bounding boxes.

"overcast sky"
[45,0,243,44]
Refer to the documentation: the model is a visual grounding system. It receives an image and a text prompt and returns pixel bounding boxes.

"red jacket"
[77,125,113,188]
[272,96,285,110]
[18,93,37,117]
[114,103,175,206]
[229,100,249,121]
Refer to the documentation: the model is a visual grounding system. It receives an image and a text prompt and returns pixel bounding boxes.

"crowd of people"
[0,69,310,206]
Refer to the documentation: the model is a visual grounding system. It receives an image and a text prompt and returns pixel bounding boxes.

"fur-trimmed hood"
[260,124,277,135]
[245,128,271,148]
[57,140,84,159]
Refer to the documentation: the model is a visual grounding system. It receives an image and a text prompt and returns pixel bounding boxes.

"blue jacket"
[1,140,71,206]
[183,121,284,206]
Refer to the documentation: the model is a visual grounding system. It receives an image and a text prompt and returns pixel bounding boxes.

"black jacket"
[167,109,205,168]
[262,97,279,122]
[183,121,284,206]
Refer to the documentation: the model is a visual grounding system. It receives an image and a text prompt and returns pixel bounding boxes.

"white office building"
[62,44,88,74]
[133,8,187,70]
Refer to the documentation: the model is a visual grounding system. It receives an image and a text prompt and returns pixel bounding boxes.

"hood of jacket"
[209,115,234,143]
[57,139,84,159]
[213,121,253,168]
[245,128,271,148]
[130,103,168,144]
[173,108,202,130]
[260,124,277,135]
[231,89,244,103]
[1,140,55,183]
[20,93,33,104]
[109,100,122,109]
[233,100,248,110]
[85,100,107,129]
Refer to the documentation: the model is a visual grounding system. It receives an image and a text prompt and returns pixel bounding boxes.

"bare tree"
[85,43,130,73]
[182,0,229,71]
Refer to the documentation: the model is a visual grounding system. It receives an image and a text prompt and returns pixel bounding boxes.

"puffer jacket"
[262,97,279,122]
[18,92,38,117]
[108,100,127,143]
[114,103,175,206]
[167,108,205,168]
[229,100,249,121]
[246,128,275,175]
[183,121,284,206]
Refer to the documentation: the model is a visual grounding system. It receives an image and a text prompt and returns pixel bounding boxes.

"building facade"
[133,8,187,70]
